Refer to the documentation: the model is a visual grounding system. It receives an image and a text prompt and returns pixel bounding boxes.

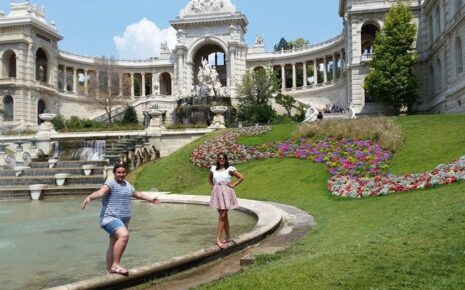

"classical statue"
[255,34,264,46]
[160,41,169,53]
[193,58,223,97]
[191,0,223,13]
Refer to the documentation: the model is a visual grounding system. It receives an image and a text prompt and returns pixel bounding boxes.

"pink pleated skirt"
[209,184,239,210]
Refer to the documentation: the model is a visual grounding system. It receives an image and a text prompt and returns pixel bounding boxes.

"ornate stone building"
[0,0,464,129]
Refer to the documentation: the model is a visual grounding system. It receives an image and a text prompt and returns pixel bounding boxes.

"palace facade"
[0,0,464,129]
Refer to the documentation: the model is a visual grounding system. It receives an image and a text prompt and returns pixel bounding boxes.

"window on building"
[457,37,463,74]
[35,48,48,83]
[428,15,434,44]
[429,66,435,93]
[436,58,442,90]
[435,6,441,39]
[3,95,13,121]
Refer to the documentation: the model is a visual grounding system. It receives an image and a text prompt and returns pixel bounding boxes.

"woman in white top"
[208,153,245,249]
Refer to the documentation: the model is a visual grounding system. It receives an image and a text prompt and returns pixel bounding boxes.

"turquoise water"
[0,199,256,290]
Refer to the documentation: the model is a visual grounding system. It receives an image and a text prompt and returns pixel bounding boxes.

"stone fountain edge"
[45,193,283,290]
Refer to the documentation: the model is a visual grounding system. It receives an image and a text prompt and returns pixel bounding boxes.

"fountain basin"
[54,173,71,186]
[210,105,228,114]
[29,184,47,200]
[82,164,97,176]
[39,113,57,122]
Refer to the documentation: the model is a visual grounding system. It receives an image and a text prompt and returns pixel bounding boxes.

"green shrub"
[51,115,66,130]
[122,105,138,124]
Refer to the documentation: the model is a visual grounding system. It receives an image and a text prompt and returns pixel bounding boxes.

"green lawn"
[130,115,465,289]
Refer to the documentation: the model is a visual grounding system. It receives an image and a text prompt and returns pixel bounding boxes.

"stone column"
[341,49,345,69]
[63,66,67,91]
[84,70,88,95]
[303,62,307,88]
[141,73,146,96]
[73,68,77,93]
[333,53,337,80]
[323,57,328,83]
[292,63,297,89]
[154,73,160,95]
[313,60,318,85]
[281,64,286,90]
[96,71,100,96]
[130,73,135,98]
[228,47,236,89]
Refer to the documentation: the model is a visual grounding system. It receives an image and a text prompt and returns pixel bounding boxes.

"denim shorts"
[101,217,131,236]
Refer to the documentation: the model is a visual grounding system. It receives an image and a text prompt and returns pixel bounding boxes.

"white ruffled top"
[210,166,237,185]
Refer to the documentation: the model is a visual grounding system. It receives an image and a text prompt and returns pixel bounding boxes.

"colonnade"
[57,65,173,97]
[253,50,344,91]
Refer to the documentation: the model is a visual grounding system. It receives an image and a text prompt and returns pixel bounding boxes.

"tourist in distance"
[208,153,245,249]
[82,163,160,275]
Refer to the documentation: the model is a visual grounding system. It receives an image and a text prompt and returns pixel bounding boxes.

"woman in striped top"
[82,163,160,275]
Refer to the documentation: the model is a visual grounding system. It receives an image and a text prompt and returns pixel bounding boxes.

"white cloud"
[113,18,177,59]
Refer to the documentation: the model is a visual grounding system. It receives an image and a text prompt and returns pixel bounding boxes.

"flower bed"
[258,138,391,177]
[192,127,465,198]
[190,126,275,168]
[328,156,465,198]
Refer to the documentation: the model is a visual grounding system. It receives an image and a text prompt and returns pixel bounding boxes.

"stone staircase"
[0,160,107,200]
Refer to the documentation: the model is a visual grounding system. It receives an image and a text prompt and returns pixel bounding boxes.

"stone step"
[0,167,106,177]
[30,160,108,168]
[0,175,105,186]
[0,185,102,201]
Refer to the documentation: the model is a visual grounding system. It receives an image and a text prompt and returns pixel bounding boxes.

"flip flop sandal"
[216,241,225,249]
[110,265,129,276]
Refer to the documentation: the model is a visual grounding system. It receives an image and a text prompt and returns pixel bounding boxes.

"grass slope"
[130,115,465,289]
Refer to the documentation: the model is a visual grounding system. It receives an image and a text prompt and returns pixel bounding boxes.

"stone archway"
[37,99,46,124]
[361,23,380,55]
[193,44,227,87]
[160,73,172,95]
[2,50,16,78]
[36,48,48,83]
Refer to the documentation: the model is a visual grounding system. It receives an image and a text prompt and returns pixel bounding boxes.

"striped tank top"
[100,179,134,226]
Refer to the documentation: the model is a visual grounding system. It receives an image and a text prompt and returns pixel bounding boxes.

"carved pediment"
[179,0,237,18]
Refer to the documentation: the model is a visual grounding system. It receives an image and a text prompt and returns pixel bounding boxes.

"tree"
[274,37,310,51]
[364,1,419,114]
[87,56,131,125]
[122,105,138,125]
[274,38,290,51]
[288,38,310,49]
[274,93,296,117]
[236,69,278,123]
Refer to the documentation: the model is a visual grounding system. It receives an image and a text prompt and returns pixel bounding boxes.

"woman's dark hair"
[113,163,127,174]
[215,153,230,170]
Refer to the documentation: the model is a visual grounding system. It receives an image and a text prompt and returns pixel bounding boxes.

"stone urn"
[54,173,71,186]
[82,164,97,176]
[29,184,47,200]
[38,113,57,133]
[209,106,227,129]
[147,109,166,129]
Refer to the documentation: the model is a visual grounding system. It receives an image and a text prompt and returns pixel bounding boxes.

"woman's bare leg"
[224,211,231,241]
[216,210,227,246]
[111,227,129,268]
[106,236,117,272]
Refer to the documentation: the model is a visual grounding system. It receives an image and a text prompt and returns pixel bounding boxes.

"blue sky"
[1,0,342,59]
